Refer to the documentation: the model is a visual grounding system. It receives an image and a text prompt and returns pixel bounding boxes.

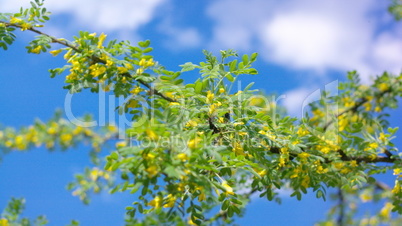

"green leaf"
[138,40,150,48]
[194,79,203,94]
[229,60,237,71]
[180,62,198,72]
[250,52,258,62]
[242,54,249,65]
[226,73,235,82]
[143,47,153,53]
[244,82,255,92]
[165,165,180,178]
[160,75,172,81]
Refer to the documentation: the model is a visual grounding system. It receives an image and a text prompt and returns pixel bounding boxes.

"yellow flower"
[130,86,142,95]
[208,102,222,115]
[393,168,401,175]
[392,181,400,194]
[143,152,156,160]
[188,137,202,150]
[368,142,378,150]
[198,192,206,201]
[278,157,286,167]
[163,194,176,208]
[311,109,325,121]
[169,102,180,106]
[139,58,155,67]
[338,116,348,132]
[49,49,63,56]
[364,102,372,111]
[296,127,309,136]
[290,167,301,178]
[148,196,162,208]
[298,152,310,159]
[379,202,393,219]
[257,169,267,177]
[316,165,328,174]
[301,175,310,188]
[0,218,9,226]
[188,218,198,226]
[221,181,234,195]
[97,33,107,48]
[378,83,389,92]
[10,16,23,24]
[185,120,198,127]
[317,145,331,154]
[115,141,126,148]
[90,168,100,181]
[206,90,214,103]
[360,193,372,202]
[145,129,158,140]
[89,64,107,77]
[350,160,358,168]
[219,88,225,93]
[379,133,387,143]
[61,134,73,143]
[333,162,344,170]
[232,142,245,155]
[249,97,265,106]
[233,122,244,126]
[176,153,188,162]
[145,165,159,178]
[31,46,42,54]
[20,22,32,31]
[117,67,128,74]
[342,97,355,108]
[136,68,144,75]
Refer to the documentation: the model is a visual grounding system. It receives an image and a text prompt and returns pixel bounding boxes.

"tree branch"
[323,88,393,131]
[2,21,176,103]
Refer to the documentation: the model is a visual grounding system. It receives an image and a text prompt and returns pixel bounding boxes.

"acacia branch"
[2,21,176,103]
[266,146,398,164]
[323,88,393,131]
[337,189,345,226]
[2,21,80,52]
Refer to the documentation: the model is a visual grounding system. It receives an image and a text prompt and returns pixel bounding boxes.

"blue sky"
[0,0,401,225]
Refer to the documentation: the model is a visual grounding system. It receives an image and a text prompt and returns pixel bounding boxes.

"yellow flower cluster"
[232,142,245,156]
[341,96,355,108]
[176,153,188,162]
[185,120,198,128]
[258,129,277,141]
[208,102,222,115]
[206,90,214,103]
[0,218,9,226]
[89,167,110,181]
[188,137,202,150]
[221,181,234,195]
[89,64,107,77]
[130,86,142,95]
[145,165,159,178]
[139,58,155,67]
[311,109,325,121]
[296,127,309,136]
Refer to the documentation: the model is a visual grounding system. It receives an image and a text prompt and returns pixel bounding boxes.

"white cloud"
[157,19,202,50]
[281,88,312,117]
[1,0,166,31]
[206,0,402,83]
